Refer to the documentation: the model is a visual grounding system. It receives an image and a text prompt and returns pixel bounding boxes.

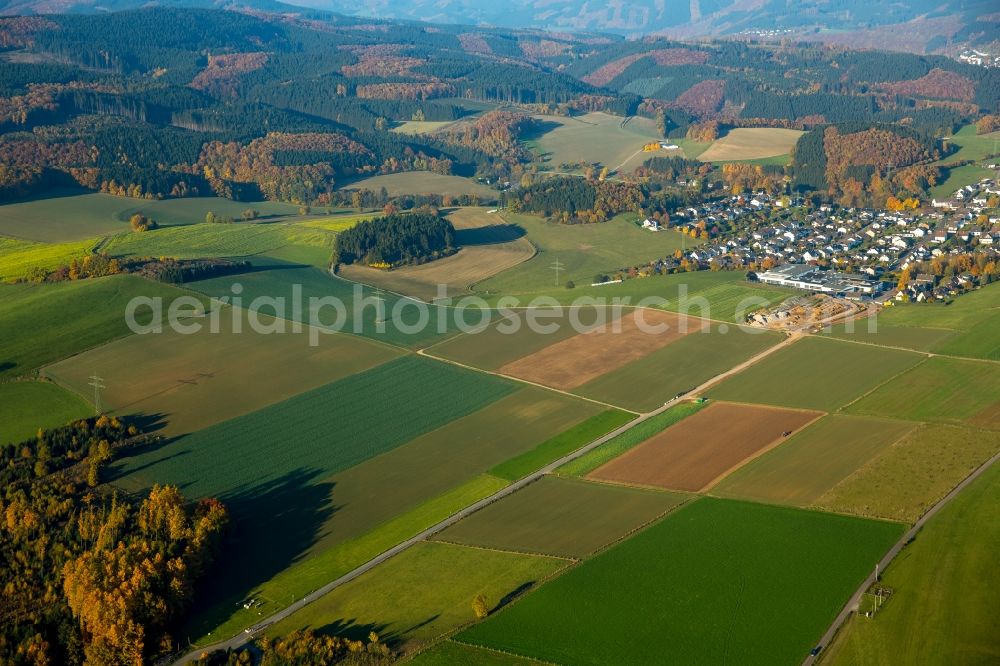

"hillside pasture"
[825,462,1000,666]
[526,112,661,173]
[847,356,1000,429]
[0,191,296,242]
[706,336,923,411]
[929,124,1000,199]
[266,542,568,653]
[815,424,1000,523]
[44,308,401,436]
[457,497,904,666]
[474,212,691,298]
[0,236,99,281]
[0,381,92,446]
[339,172,496,198]
[589,402,822,492]
[711,415,917,506]
[575,323,783,412]
[102,222,293,259]
[0,276,193,380]
[497,310,704,391]
[337,208,535,300]
[697,127,804,162]
[437,475,685,558]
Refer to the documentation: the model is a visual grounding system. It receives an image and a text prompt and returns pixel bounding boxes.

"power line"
[87,372,105,416]
[550,258,564,285]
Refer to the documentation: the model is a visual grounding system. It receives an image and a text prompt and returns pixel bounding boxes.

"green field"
[410,641,537,665]
[0,276,192,380]
[189,474,508,644]
[815,424,1000,522]
[112,355,515,500]
[829,283,1000,360]
[102,223,293,259]
[185,257,458,348]
[340,172,496,198]
[44,308,401,436]
[706,336,923,411]
[929,124,1000,199]
[711,415,917,507]
[575,324,783,412]
[488,410,634,481]
[438,475,685,558]
[0,236,99,281]
[526,112,661,174]
[474,212,691,298]
[457,497,903,665]
[0,381,92,446]
[846,356,1000,428]
[825,461,1000,665]
[267,541,568,652]
[559,401,707,476]
[0,191,298,242]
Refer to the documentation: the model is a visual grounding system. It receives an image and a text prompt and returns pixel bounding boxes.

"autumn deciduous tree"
[472,593,489,619]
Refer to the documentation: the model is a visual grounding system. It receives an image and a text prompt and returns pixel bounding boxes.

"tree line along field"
[823,461,1000,666]
[338,208,536,301]
[455,497,903,666]
[43,307,403,436]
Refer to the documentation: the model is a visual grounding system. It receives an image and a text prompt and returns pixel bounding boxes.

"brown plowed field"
[498,309,706,390]
[588,402,822,491]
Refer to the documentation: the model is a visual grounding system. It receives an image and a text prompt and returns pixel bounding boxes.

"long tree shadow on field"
[313,618,393,645]
[454,224,526,247]
[180,467,337,641]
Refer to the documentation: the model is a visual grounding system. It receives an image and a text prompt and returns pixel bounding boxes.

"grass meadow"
[526,112,661,173]
[825,461,1000,665]
[815,424,1000,522]
[0,381,92,446]
[0,190,297,242]
[0,276,192,380]
[102,223,293,259]
[706,336,923,411]
[0,236,99,281]
[266,541,568,653]
[410,641,537,665]
[44,308,402,436]
[437,475,686,558]
[846,356,1000,429]
[929,124,1000,199]
[711,415,917,506]
[457,497,903,665]
[340,172,496,198]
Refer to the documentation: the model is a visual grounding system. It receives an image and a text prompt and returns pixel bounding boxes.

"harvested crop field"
[526,112,661,173]
[45,308,402,436]
[498,310,705,390]
[340,172,496,198]
[457,497,904,666]
[589,402,822,492]
[437,475,686,558]
[697,128,804,162]
[338,208,535,300]
[711,415,917,506]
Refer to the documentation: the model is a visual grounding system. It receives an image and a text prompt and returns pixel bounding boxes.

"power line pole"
[88,372,105,416]
[550,258,564,285]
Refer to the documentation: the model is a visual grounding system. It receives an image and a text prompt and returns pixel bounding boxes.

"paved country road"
[171,331,801,664]
[803,448,1000,666]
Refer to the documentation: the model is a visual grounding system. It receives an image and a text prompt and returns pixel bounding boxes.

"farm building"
[757,264,882,297]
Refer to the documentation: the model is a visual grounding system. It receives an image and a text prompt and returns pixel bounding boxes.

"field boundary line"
[818,333,1000,366]
[170,327,802,665]
[807,447,1000,666]
[835,354,931,414]
[424,537,580,563]
[416,347,635,413]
